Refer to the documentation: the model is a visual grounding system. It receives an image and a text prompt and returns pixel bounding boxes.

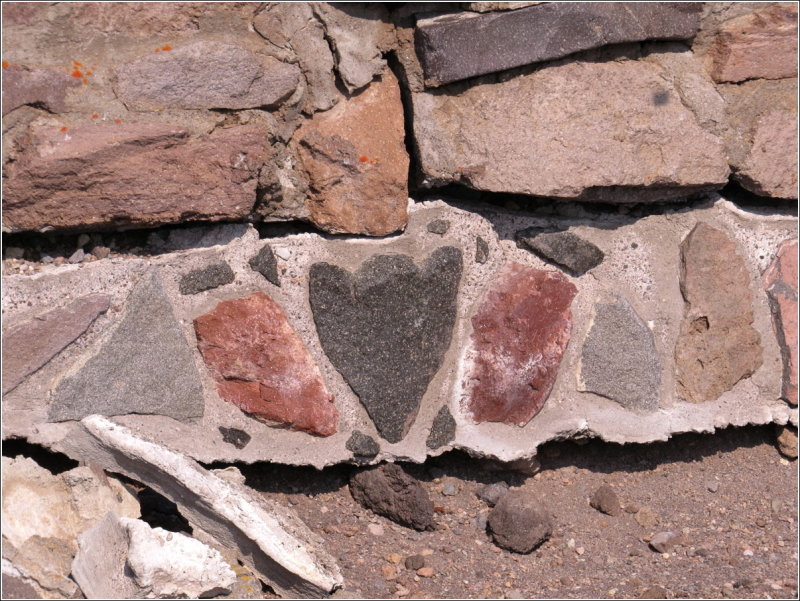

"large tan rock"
[707,4,798,83]
[294,71,409,235]
[413,59,730,202]
[3,122,268,232]
[114,41,301,111]
[1,456,140,551]
[717,78,798,198]
[674,223,763,403]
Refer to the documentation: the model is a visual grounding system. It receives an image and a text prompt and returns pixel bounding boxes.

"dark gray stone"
[426,405,456,450]
[427,219,450,235]
[416,2,703,86]
[579,295,661,411]
[179,262,235,295]
[404,555,425,570]
[49,271,204,422]
[476,481,509,507]
[309,247,462,443]
[516,228,604,276]
[219,427,251,450]
[346,431,380,458]
[475,236,489,264]
[349,464,435,531]
[249,245,280,287]
[487,490,552,553]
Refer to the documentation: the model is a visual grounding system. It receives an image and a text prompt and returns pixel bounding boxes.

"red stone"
[465,263,577,425]
[194,292,338,436]
[3,122,267,232]
[764,239,798,406]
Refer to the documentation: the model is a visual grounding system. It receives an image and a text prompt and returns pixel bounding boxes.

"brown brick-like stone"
[2,294,110,394]
[194,292,338,436]
[3,123,268,232]
[466,263,577,425]
[764,239,798,406]
[294,70,409,236]
[708,5,798,83]
[2,65,79,115]
[675,223,763,402]
[416,2,702,86]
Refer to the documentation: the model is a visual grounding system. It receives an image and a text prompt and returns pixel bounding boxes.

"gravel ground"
[239,425,797,600]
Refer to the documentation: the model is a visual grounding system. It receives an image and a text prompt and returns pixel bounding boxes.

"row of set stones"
[38,213,797,458]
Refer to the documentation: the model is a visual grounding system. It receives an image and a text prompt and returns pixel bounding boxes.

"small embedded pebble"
[92,245,111,259]
[385,553,403,564]
[427,219,450,235]
[41,255,54,264]
[68,248,85,263]
[649,531,678,553]
[416,567,435,578]
[404,555,425,570]
[274,247,291,260]
[367,523,384,536]
[640,585,668,599]
[706,481,719,493]
[442,483,458,496]
[476,481,509,507]
[635,506,660,527]
[473,513,488,531]
[381,565,398,580]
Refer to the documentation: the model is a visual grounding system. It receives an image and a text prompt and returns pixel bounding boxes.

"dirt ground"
[238,425,798,600]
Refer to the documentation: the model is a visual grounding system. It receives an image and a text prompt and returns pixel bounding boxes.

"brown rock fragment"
[194,292,338,436]
[294,71,409,236]
[3,123,268,232]
[487,490,552,553]
[1,65,80,115]
[465,263,577,426]
[708,5,798,83]
[675,223,763,403]
[736,110,798,199]
[590,484,622,516]
[763,239,798,405]
[776,425,798,459]
[2,294,110,394]
[349,464,435,531]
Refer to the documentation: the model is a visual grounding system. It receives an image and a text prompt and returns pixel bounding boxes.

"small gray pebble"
[442,483,458,496]
[404,555,425,570]
[706,481,719,493]
[41,255,54,264]
[68,249,85,264]
[476,481,509,507]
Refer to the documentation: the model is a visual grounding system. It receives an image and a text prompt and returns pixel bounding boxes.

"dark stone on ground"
[427,219,450,235]
[487,490,552,553]
[309,247,462,443]
[349,464,435,531]
[590,484,622,516]
[404,555,425,570]
[179,262,235,295]
[426,405,456,450]
[219,427,251,450]
[346,431,380,458]
[580,295,661,411]
[516,228,604,276]
[3,294,110,394]
[475,236,489,264]
[416,2,702,86]
[476,481,509,507]
[249,244,280,287]
[49,271,204,422]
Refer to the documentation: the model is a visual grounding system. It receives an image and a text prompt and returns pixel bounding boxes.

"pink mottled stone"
[194,292,338,436]
[465,263,577,425]
[764,239,798,406]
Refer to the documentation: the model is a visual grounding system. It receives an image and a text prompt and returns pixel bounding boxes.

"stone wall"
[2,2,798,470]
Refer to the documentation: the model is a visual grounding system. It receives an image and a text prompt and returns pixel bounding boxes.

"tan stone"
[776,425,798,458]
[413,60,729,202]
[294,71,409,235]
[3,122,268,232]
[675,223,763,402]
[708,5,798,83]
[1,456,140,551]
[737,110,798,199]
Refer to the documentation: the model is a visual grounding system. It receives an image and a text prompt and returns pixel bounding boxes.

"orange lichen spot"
[91,113,99,119]
[85,71,92,76]
[2,60,9,69]
[372,158,380,164]
[114,119,122,124]
[71,70,83,78]
[72,60,83,67]
[359,156,369,163]
[154,48,161,52]
[161,45,172,51]
[60,126,68,132]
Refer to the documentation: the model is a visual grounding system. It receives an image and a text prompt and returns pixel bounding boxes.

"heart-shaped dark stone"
[309,247,462,443]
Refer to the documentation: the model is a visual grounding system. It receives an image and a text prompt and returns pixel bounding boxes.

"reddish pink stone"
[764,239,798,406]
[194,292,338,436]
[465,263,577,425]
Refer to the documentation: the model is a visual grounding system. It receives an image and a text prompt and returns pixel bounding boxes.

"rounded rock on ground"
[487,490,553,553]
[476,481,509,507]
[404,554,425,570]
[649,531,679,553]
[775,425,798,459]
[349,464,435,531]
[590,484,622,516]
[635,506,660,527]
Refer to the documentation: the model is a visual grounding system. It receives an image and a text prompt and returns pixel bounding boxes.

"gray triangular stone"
[49,271,204,422]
